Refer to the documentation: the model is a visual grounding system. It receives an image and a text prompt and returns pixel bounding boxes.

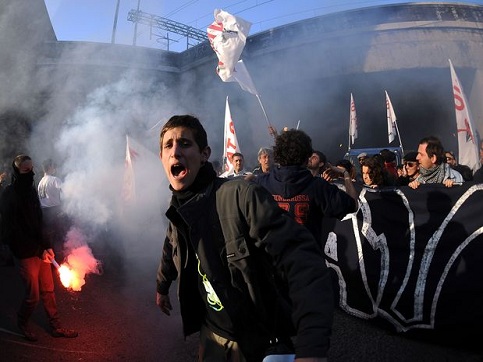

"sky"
[44,0,430,53]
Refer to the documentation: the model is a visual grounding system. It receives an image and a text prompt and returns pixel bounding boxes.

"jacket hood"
[269,165,314,198]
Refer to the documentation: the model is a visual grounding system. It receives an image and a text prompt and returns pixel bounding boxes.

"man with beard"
[156,115,332,362]
[307,150,327,177]
[0,155,77,341]
[409,136,463,189]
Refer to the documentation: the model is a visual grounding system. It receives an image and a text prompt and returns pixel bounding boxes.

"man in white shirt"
[38,159,65,255]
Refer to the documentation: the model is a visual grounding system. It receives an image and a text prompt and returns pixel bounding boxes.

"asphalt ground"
[0,239,482,362]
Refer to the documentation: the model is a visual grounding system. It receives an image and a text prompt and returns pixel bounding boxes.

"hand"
[156,292,172,316]
[443,179,454,188]
[42,248,55,263]
[408,180,420,189]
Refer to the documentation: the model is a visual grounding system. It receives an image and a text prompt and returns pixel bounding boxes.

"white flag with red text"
[349,93,358,145]
[222,97,241,175]
[386,90,397,144]
[207,9,251,82]
[449,59,480,172]
[122,135,161,204]
[122,135,137,203]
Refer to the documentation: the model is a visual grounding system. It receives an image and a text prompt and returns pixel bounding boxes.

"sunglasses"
[404,161,418,167]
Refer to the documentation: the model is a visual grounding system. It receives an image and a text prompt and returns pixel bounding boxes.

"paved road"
[0,238,482,362]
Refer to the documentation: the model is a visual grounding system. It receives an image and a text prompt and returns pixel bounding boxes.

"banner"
[322,183,483,332]
[385,90,397,144]
[207,9,252,82]
[449,59,480,172]
[349,93,358,145]
[222,97,241,175]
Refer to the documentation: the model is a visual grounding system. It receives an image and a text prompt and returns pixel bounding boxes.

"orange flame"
[57,263,85,291]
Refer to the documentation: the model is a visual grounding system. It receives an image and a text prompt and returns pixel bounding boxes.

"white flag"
[222,97,241,175]
[386,90,397,144]
[349,93,358,145]
[122,135,136,203]
[207,9,251,82]
[449,59,480,172]
[227,59,258,95]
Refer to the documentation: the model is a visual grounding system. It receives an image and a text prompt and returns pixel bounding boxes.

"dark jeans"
[17,256,60,329]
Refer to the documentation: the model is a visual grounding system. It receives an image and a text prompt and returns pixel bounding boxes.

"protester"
[409,136,463,189]
[225,152,252,178]
[156,115,332,361]
[444,150,473,181]
[0,155,77,341]
[38,159,66,256]
[361,156,387,188]
[253,129,357,243]
[380,149,398,178]
[307,150,327,177]
[252,147,273,175]
[474,140,483,183]
[395,151,420,186]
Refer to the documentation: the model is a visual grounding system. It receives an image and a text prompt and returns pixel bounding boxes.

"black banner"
[322,182,483,332]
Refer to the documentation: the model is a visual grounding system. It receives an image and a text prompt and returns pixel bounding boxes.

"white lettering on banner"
[325,184,483,332]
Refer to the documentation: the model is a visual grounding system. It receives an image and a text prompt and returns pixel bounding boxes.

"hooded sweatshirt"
[0,165,47,259]
[253,165,356,242]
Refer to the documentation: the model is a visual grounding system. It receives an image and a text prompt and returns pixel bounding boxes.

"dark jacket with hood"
[0,164,47,259]
[253,165,357,241]
[156,163,334,361]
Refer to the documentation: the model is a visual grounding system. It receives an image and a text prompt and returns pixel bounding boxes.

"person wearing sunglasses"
[396,151,420,186]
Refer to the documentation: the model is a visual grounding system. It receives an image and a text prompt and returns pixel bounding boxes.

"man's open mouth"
[171,163,186,178]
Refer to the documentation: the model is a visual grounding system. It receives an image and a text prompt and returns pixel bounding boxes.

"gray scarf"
[417,163,450,184]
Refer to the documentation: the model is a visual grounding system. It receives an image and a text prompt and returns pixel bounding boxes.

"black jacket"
[0,181,47,259]
[157,177,334,360]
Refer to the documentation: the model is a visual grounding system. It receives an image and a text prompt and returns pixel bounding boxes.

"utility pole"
[133,0,141,46]
[111,0,121,44]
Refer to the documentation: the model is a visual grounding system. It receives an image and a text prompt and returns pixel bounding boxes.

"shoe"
[17,323,38,342]
[52,328,78,338]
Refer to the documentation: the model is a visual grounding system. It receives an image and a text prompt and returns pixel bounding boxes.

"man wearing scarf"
[156,115,331,362]
[0,155,77,341]
[409,136,463,189]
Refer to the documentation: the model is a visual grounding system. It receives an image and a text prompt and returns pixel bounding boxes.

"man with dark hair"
[307,150,327,177]
[0,155,77,342]
[444,150,473,181]
[225,152,251,178]
[253,129,358,243]
[156,115,333,361]
[409,136,463,189]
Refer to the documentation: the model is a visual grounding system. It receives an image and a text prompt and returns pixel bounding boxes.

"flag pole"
[394,121,405,156]
[255,94,271,128]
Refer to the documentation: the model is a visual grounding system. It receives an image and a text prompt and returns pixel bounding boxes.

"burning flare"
[51,227,102,291]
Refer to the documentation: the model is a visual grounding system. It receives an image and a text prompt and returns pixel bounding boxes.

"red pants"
[17,256,60,329]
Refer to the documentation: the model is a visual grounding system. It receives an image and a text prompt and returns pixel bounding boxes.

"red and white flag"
[207,9,251,82]
[449,59,480,172]
[349,93,358,145]
[386,90,397,144]
[221,97,241,175]
[122,135,137,203]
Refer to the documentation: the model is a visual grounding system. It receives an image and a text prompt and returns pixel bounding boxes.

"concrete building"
[1,1,483,164]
